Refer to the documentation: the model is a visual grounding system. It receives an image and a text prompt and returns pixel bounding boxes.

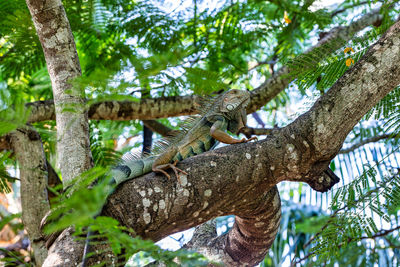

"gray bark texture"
[25,0,93,186]
[9,127,51,266]
[24,0,92,265]
[12,0,396,265]
[22,8,382,124]
[182,188,281,267]
[46,20,400,266]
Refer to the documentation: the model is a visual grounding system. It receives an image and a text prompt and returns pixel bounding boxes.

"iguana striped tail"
[110,156,156,185]
[82,156,156,267]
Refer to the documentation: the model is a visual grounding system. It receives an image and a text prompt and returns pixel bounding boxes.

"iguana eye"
[226,104,235,111]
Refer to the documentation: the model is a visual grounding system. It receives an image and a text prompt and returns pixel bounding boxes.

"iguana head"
[220,89,250,113]
[218,90,250,134]
[203,90,251,133]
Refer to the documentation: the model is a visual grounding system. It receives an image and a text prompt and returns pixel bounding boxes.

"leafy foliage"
[1,0,400,266]
[282,13,400,265]
[81,217,209,266]
[0,98,29,137]
[90,122,123,167]
[0,152,18,193]
[45,169,209,266]
[368,86,400,120]
[0,0,343,99]
[366,85,400,140]
[288,19,395,94]
[306,154,400,264]
[36,120,207,265]
[0,0,45,79]
[262,200,328,267]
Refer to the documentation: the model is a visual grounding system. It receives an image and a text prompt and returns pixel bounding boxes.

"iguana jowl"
[111,89,256,184]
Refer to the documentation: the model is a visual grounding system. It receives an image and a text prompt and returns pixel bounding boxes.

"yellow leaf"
[345,58,354,67]
[344,47,354,54]
[284,11,291,24]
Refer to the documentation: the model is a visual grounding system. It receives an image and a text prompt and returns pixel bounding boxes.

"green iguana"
[109,89,257,185]
[81,89,257,266]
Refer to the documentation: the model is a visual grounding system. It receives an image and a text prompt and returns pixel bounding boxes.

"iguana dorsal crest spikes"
[114,89,254,183]
[82,89,256,266]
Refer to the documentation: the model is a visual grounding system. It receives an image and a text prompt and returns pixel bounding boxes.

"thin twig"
[239,126,278,138]
[339,134,393,154]
[330,1,370,18]
[142,120,174,137]
[293,225,400,265]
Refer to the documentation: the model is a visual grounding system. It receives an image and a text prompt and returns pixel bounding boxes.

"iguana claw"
[153,160,188,184]
[241,136,258,143]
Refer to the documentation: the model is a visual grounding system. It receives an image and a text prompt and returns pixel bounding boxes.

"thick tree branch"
[9,127,51,266]
[23,8,383,124]
[241,130,394,155]
[183,187,281,266]
[291,20,400,160]
[25,96,200,122]
[33,12,400,267]
[273,19,400,193]
[76,19,400,266]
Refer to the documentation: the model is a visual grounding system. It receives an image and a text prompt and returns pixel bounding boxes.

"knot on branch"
[307,161,340,192]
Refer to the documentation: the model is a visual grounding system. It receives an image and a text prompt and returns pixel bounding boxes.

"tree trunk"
[19,1,399,265]
[92,20,400,265]
[25,0,93,187]
[24,0,92,265]
[9,127,51,266]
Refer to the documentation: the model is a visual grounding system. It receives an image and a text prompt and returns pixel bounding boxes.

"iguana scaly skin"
[110,89,256,185]
[81,89,256,266]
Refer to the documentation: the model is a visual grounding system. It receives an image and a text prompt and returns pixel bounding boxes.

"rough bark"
[183,187,281,267]
[9,127,51,266]
[25,0,93,186]
[25,0,92,265]
[295,21,400,161]
[42,227,86,267]
[23,8,383,124]
[201,187,281,266]
[81,20,400,266]
[26,95,199,122]
[20,2,396,266]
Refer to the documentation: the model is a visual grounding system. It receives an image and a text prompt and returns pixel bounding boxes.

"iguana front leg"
[210,120,257,144]
[152,146,188,182]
